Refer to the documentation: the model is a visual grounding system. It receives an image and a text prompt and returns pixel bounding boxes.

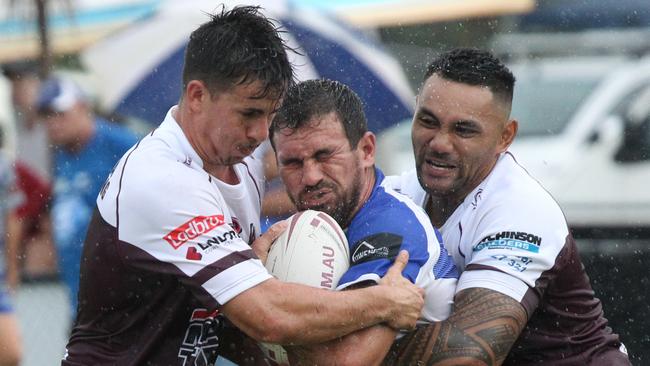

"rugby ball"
[265,210,350,290]
[260,210,350,365]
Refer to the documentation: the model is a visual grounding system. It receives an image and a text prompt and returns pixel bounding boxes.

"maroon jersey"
[386,153,629,365]
[62,110,270,365]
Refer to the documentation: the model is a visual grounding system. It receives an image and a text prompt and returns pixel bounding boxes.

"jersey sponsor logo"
[351,233,402,265]
[164,215,226,249]
[182,155,192,166]
[178,308,221,366]
[99,161,120,200]
[475,231,542,253]
[186,247,202,261]
[230,217,242,235]
[197,229,240,254]
[471,188,483,209]
[491,254,533,272]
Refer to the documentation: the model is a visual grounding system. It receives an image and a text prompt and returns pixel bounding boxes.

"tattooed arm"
[383,287,528,366]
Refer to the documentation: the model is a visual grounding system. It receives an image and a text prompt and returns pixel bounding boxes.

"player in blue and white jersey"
[269,79,458,365]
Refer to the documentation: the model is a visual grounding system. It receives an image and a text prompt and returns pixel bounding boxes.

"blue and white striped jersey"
[338,168,458,322]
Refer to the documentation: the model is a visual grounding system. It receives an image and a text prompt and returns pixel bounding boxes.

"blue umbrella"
[82,0,414,134]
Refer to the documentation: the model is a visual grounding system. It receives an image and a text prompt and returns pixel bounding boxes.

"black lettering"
[248,223,256,245]
[480,235,494,243]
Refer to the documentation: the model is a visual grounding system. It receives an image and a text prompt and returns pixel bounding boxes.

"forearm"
[383,288,527,366]
[223,279,397,345]
[288,324,397,366]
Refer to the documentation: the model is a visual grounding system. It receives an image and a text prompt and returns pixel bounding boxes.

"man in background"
[2,61,49,180]
[36,76,138,315]
[383,47,630,365]
[1,62,57,291]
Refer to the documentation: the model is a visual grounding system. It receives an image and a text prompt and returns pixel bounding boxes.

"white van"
[376,54,650,230]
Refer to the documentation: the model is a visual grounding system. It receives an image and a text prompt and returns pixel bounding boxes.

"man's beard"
[293,171,362,229]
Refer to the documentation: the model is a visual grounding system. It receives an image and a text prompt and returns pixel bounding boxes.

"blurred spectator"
[0,135,23,366]
[9,161,56,287]
[2,62,57,290]
[2,61,51,180]
[36,76,138,315]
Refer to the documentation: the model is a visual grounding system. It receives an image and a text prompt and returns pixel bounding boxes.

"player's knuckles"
[264,228,282,241]
[268,220,288,234]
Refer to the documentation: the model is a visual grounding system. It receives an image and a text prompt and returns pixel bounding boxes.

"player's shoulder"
[349,175,432,241]
[480,153,565,221]
[383,169,427,207]
[378,180,430,224]
[239,153,265,183]
[111,133,213,205]
[465,154,569,250]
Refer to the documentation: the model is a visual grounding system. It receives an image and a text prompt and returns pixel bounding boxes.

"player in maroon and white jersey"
[383,48,630,365]
[61,6,424,366]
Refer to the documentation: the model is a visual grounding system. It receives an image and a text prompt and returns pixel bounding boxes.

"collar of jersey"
[158,106,204,170]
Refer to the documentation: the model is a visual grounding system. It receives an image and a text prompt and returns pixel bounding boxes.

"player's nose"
[248,118,270,144]
[300,159,323,187]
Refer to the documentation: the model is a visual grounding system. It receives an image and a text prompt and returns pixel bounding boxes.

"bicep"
[384,287,527,366]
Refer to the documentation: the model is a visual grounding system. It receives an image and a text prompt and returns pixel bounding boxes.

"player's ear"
[185,80,209,113]
[356,131,376,167]
[498,119,518,152]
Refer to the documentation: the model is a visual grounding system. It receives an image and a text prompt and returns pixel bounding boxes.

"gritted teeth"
[303,189,327,200]
[426,159,455,168]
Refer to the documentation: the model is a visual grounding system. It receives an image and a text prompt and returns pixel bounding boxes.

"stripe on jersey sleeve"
[457,268,530,303]
[203,258,272,305]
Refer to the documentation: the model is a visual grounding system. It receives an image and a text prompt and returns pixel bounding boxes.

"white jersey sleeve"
[386,156,629,364]
[385,155,571,309]
[97,117,271,306]
[450,155,569,308]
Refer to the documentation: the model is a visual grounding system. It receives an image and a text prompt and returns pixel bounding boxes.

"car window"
[614,84,650,162]
[511,76,600,137]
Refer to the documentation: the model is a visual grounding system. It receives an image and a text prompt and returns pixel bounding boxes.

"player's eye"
[279,158,301,168]
[315,151,333,162]
[241,109,262,118]
[417,114,438,127]
[455,123,480,137]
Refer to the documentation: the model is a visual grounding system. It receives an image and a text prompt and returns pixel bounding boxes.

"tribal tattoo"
[383,287,528,366]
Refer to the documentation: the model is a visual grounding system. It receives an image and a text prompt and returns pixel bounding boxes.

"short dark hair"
[270,79,367,148]
[424,48,515,104]
[182,5,294,98]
